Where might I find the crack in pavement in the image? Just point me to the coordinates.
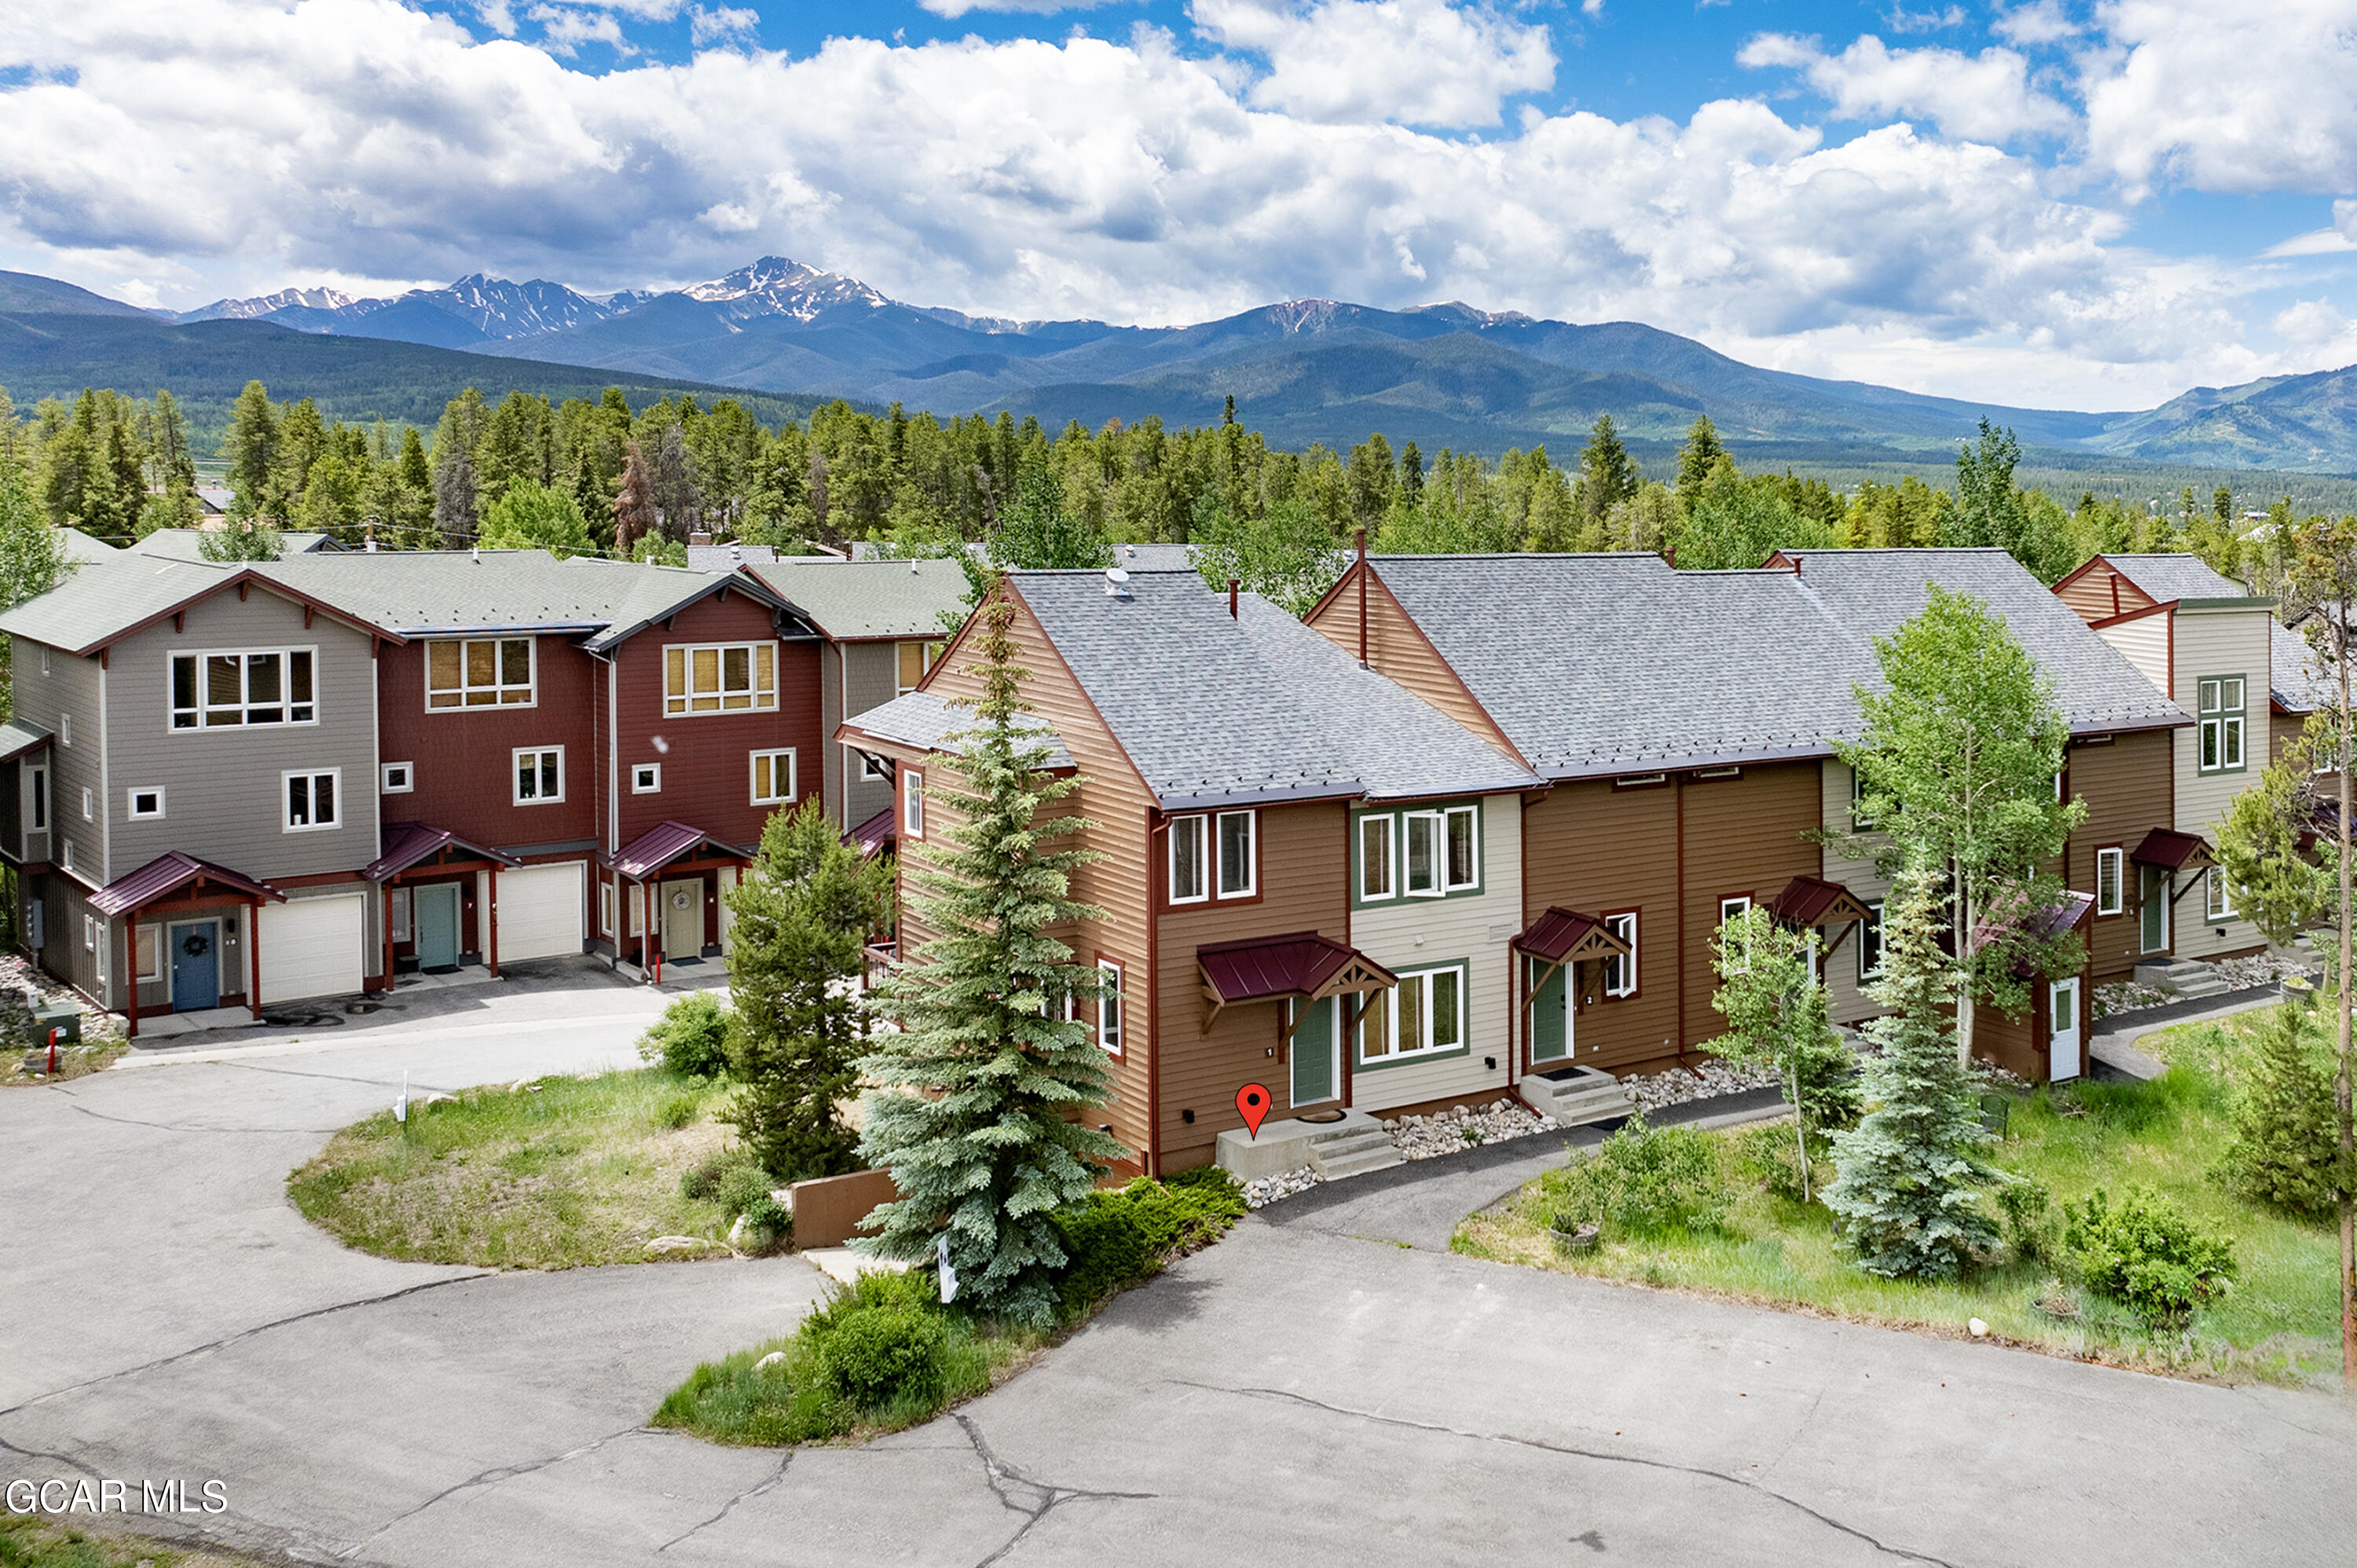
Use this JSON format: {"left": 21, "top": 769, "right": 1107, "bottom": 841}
{"left": 954, "top": 1414, "right": 1155, "bottom": 1568}
{"left": 656, "top": 1451, "right": 793, "bottom": 1553}
{"left": 0, "top": 1272, "right": 495, "bottom": 1421}
{"left": 1172, "top": 1382, "right": 1960, "bottom": 1568}
{"left": 60, "top": 1100, "right": 349, "bottom": 1135}
{"left": 335, "top": 1425, "right": 646, "bottom": 1559}
{"left": 0, "top": 1431, "right": 104, "bottom": 1480}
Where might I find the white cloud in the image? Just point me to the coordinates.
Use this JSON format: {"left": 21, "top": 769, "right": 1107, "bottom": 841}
{"left": 526, "top": 5, "right": 632, "bottom": 57}
{"left": 2274, "top": 297, "right": 2350, "bottom": 348}
{"left": 1881, "top": 5, "right": 1965, "bottom": 32}
{"left": 920, "top": 0, "right": 1133, "bottom": 16}
{"left": 689, "top": 5, "right": 758, "bottom": 45}
{"left": 1992, "top": 1, "right": 2076, "bottom": 46}
{"left": 1738, "top": 32, "right": 2074, "bottom": 144}
{"left": 1193, "top": 0, "right": 1555, "bottom": 129}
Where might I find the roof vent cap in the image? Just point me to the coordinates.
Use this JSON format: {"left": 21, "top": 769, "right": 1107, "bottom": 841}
{"left": 1105, "top": 567, "right": 1132, "bottom": 599}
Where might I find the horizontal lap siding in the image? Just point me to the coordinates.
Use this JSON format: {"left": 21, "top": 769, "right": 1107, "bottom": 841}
{"left": 2095, "top": 616, "right": 2171, "bottom": 703}
{"left": 2057, "top": 566, "right": 2150, "bottom": 625}
{"left": 1820, "top": 760, "right": 1895, "bottom": 1028}
{"left": 838, "top": 642, "right": 899, "bottom": 830}
{"left": 1156, "top": 799, "right": 1347, "bottom": 1171}
{"left": 2172, "top": 608, "right": 2271, "bottom": 961}
{"left": 1520, "top": 780, "right": 1681, "bottom": 1073}
{"left": 2068, "top": 730, "right": 2173, "bottom": 980}
{"left": 377, "top": 636, "right": 598, "bottom": 853}
{"left": 1304, "top": 570, "right": 1522, "bottom": 763}
{"left": 1679, "top": 763, "right": 1822, "bottom": 1061}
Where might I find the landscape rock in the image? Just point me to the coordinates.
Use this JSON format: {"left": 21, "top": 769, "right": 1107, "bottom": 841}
{"left": 1622, "top": 1061, "right": 1780, "bottom": 1114}
{"left": 755, "top": 1350, "right": 786, "bottom": 1370}
{"left": 1241, "top": 1167, "right": 1322, "bottom": 1209}
{"left": 1968, "top": 1317, "right": 1989, "bottom": 1339}
{"left": 1387, "top": 1099, "right": 1549, "bottom": 1160}
{"left": 645, "top": 1235, "right": 719, "bottom": 1255}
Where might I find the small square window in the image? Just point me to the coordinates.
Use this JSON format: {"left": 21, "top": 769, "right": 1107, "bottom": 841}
{"left": 859, "top": 751, "right": 890, "bottom": 783}
{"left": 632, "top": 763, "right": 662, "bottom": 794}
{"left": 284, "top": 769, "right": 341, "bottom": 832}
{"left": 127, "top": 788, "right": 165, "bottom": 820}
{"left": 514, "top": 746, "right": 563, "bottom": 805}
{"left": 750, "top": 749, "right": 796, "bottom": 805}
{"left": 381, "top": 762, "right": 414, "bottom": 794}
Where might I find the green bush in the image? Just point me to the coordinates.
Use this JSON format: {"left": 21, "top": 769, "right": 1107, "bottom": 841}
{"left": 736, "top": 1195, "right": 792, "bottom": 1252}
{"left": 2220, "top": 1002, "right": 2344, "bottom": 1221}
{"left": 654, "top": 1089, "right": 702, "bottom": 1130}
{"left": 1733, "top": 1120, "right": 1823, "bottom": 1205}
{"left": 1996, "top": 1175, "right": 2058, "bottom": 1266}
{"left": 815, "top": 1306, "right": 950, "bottom": 1409}
{"left": 638, "top": 992, "right": 731, "bottom": 1079}
{"left": 1050, "top": 1171, "right": 1247, "bottom": 1315}
{"left": 715, "top": 1160, "right": 774, "bottom": 1219}
{"left": 2063, "top": 1185, "right": 2238, "bottom": 1328}
{"left": 1543, "top": 1114, "right": 1726, "bottom": 1240}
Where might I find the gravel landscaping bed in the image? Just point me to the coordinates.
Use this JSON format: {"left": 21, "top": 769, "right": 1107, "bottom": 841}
{"left": 1241, "top": 1167, "right": 1322, "bottom": 1208}
{"left": 2098, "top": 951, "right": 2315, "bottom": 1020}
{"left": 2, "top": 951, "right": 125, "bottom": 1085}
{"left": 1382, "top": 1098, "right": 1552, "bottom": 1158}
{"left": 1622, "top": 1059, "right": 1781, "bottom": 1113}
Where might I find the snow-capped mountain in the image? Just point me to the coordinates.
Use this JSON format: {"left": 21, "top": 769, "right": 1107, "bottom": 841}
{"left": 678, "top": 257, "right": 891, "bottom": 321}
{"left": 180, "top": 285, "right": 358, "bottom": 322}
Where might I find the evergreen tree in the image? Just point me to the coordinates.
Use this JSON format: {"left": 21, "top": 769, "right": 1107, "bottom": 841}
{"left": 2221, "top": 998, "right": 2346, "bottom": 1221}
{"left": 614, "top": 439, "right": 658, "bottom": 557}
{"left": 856, "top": 595, "right": 1126, "bottom": 1324}
{"left": 222, "top": 381, "right": 278, "bottom": 520}
{"left": 1673, "top": 415, "right": 1727, "bottom": 511}
{"left": 1824, "top": 866, "right": 2002, "bottom": 1278}
{"left": 1950, "top": 419, "right": 2025, "bottom": 555}
{"left": 723, "top": 800, "right": 892, "bottom": 1180}
{"left": 651, "top": 423, "right": 701, "bottom": 542}
{"left": 0, "top": 460, "right": 71, "bottom": 720}
{"left": 1578, "top": 413, "right": 1640, "bottom": 532}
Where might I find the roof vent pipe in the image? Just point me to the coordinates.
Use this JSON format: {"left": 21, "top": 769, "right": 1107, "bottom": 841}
{"left": 1105, "top": 566, "right": 1132, "bottom": 600}
{"left": 471, "top": 544, "right": 480, "bottom": 564}
{"left": 1229, "top": 577, "right": 1240, "bottom": 619}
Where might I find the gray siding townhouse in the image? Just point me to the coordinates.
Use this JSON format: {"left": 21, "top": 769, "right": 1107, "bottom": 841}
{"left": 0, "top": 559, "right": 390, "bottom": 1029}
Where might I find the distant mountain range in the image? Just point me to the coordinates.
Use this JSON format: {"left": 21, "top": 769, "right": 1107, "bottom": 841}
{"left": 8, "top": 257, "right": 2357, "bottom": 472}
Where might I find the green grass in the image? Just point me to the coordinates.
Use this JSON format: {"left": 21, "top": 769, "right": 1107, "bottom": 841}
{"left": 1455, "top": 1050, "right": 2344, "bottom": 1387}
{"left": 285, "top": 1068, "right": 743, "bottom": 1269}
{"left": 0, "top": 1514, "right": 264, "bottom": 1568}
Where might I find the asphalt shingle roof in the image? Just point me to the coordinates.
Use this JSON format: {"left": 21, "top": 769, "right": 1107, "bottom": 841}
{"left": 2099, "top": 553, "right": 2263, "bottom": 605}
{"left": 128, "top": 528, "right": 335, "bottom": 560}
{"left": 746, "top": 557, "right": 971, "bottom": 639}
{"left": 839, "top": 687, "right": 1076, "bottom": 771}
{"left": 2271, "top": 620, "right": 2335, "bottom": 713}
{"left": 0, "top": 555, "right": 238, "bottom": 653}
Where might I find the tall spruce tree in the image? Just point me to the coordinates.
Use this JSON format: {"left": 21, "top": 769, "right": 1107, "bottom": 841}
{"left": 1824, "top": 866, "right": 2003, "bottom": 1278}
{"left": 724, "top": 800, "right": 891, "bottom": 1180}
{"left": 856, "top": 594, "right": 1125, "bottom": 1324}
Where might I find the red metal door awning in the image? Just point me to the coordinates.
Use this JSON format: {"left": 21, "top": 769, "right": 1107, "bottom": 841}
{"left": 1765, "top": 875, "right": 1875, "bottom": 928}
{"left": 1197, "top": 932, "right": 1397, "bottom": 1032}
{"left": 2132, "top": 828, "right": 2216, "bottom": 871}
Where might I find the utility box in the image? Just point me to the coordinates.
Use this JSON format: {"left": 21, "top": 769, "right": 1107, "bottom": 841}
{"left": 30, "top": 1001, "right": 79, "bottom": 1047}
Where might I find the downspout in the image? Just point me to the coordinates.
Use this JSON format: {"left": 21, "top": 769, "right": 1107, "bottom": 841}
{"left": 1674, "top": 771, "right": 1688, "bottom": 1061}
{"left": 1145, "top": 803, "right": 1162, "bottom": 1178}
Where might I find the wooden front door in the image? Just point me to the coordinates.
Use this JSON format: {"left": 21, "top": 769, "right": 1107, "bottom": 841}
{"left": 661, "top": 878, "right": 704, "bottom": 961}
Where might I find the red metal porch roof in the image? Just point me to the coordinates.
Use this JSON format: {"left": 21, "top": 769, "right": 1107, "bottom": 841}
{"left": 607, "top": 820, "right": 749, "bottom": 879}
{"left": 1197, "top": 932, "right": 1395, "bottom": 1006}
{"left": 2132, "top": 828, "right": 2216, "bottom": 870}
{"left": 844, "top": 806, "right": 896, "bottom": 859}
{"left": 1511, "top": 907, "right": 1633, "bottom": 965}
{"left": 90, "top": 852, "right": 282, "bottom": 918}
{"left": 1765, "top": 875, "right": 1875, "bottom": 928}
{"left": 363, "top": 822, "right": 521, "bottom": 882}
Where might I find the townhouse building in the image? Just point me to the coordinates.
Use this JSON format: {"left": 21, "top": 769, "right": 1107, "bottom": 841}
{"left": 0, "top": 546, "right": 864, "bottom": 1034}
{"left": 2052, "top": 554, "right": 2278, "bottom": 962}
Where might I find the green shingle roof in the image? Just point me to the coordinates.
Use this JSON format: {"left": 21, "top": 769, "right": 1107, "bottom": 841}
{"left": 746, "top": 558, "right": 971, "bottom": 640}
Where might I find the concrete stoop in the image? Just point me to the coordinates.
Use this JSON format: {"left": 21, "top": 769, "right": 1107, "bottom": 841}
{"left": 2132, "top": 958, "right": 2234, "bottom": 1001}
{"left": 1521, "top": 1064, "right": 1638, "bottom": 1128}
{"left": 1215, "top": 1107, "right": 1403, "bottom": 1182}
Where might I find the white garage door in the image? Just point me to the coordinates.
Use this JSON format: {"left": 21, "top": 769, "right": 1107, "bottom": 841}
{"left": 497, "top": 862, "right": 585, "bottom": 962}
{"left": 258, "top": 893, "right": 366, "bottom": 1005}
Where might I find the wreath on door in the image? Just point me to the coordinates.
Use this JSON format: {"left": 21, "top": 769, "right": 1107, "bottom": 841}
{"left": 181, "top": 932, "right": 211, "bottom": 958}
{"left": 670, "top": 888, "right": 694, "bottom": 910}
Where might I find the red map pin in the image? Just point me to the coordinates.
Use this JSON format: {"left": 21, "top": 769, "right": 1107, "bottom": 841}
{"left": 1237, "top": 1083, "right": 1272, "bottom": 1138}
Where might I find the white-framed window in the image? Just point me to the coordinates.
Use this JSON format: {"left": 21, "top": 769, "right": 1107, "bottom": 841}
{"left": 903, "top": 768, "right": 925, "bottom": 839}
{"left": 1858, "top": 899, "right": 1886, "bottom": 981}
{"left": 1719, "top": 895, "right": 1753, "bottom": 972}
{"left": 60, "top": 837, "right": 73, "bottom": 873}
{"left": 59, "top": 713, "right": 69, "bottom": 748}
{"left": 381, "top": 761, "right": 414, "bottom": 794}
{"left": 1097, "top": 958, "right": 1124, "bottom": 1054}
{"left": 1216, "top": 810, "right": 1255, "bottom": 899}
{"left": 38, "top": 646, "right": 48, "bottom": 676}
{"left": 1168, "top": 813, "right": 1208, "bottom": 903}
{"left": 2198, "top": 676, "right": 2246, "bottom": 773}
{"left": 628, "top": 882, "right": 645, "bottom": 937}
{"left": 427, "top": 637, "right": 533, "bottom": 709}
{"left": 2205, "top": 866, "right": 2236, "bottom": 922}
{"left": 126, "top": 787, "right": 164, "bottom": 820}
{"left": 1849, "top": 764, "right": 1877, "bottom": 829}
{"left": 82, "top": 913, "right": 96, "bottom": 951}
{"left": 80, "top": 786, "right": 92, "bottom": 822}
{"left": 599, "top": 881, "right": 615, "bottom": 936}
{"left": 632, "top": 762, "right": 662, "bottom": 793}
{"left": 750, "top": 749, "right": 797, "bottom": 805}
{"left": 170, "top": 648, "right": 316, "bottom": 729}
{"left": 284, "top": 769, "right": 340, "bottom": 832}
{"left": 1357, "top": 962, "right": 1465, "bottom": 1064}
{"left": 664, "top": 641, "right": 777, "bottom": 716}
{"left": 1358, "top": 814, "right": 1395, "bottom": 901}
{"left": 1443, "top": 804, "right": 1479, "bottom": 892}
{"left": 1603, "top": 911, "right": 1638, "bottom": 998}
{"left": 1405, "top": 811, "right": 1443, "bottom": 897}
{"left": 135, "top": 924, "right": 161, "bottom": 984}
{"left": 27, "top": 765, "right": 46, "bottom": 831}
{"left": 391, "top": 888, "right": 412, "bottom": 943}
{"left": 859, "top": 751, "right": 891, "bottom": 782}
{"left": 2095, "top": 848, "right": 2124, "bottom": 917}
{"left": 93, "top": 918, "right": 105, "bottom": 987}
{"left": 513, "top": 746, "right": 563, "bottom": 805}
{"left": 896, "top": 640, "right": 940, "bottom": 698}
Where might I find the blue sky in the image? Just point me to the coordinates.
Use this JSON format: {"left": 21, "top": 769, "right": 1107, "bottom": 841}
{"left": 8, "top": 2, "right": 2357, "bottom": 410}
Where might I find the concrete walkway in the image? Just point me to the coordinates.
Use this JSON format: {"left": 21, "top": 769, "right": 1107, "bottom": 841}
{"left": 5, "top": 1020, "right": 2352, "bottom": 1566}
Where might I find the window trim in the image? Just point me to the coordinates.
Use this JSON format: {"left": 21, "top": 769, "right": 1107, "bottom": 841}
{"left": 1442, "top": 804, "right": 1480, "bottom": 892}
{"left": 2205, "top": 866, "right": 2237, "bottom": 923}
{"left": 170, "top": 646, "right": 319, "bottom": 731}
{"left": 80, "top": 786, "right": 92, "bottom": 822}
{"left": 424, "top": 636, "right": 537, "bottom": 712}
{"left": 631, "top": 762, "right": 662, "bottom": 794}
{"left": 1097, "top": 957, "right": 1124, "bottom": 1056}
{"left": 126, "top": 786, "right": 165, "bottom": 821}
{"left": 1354, "top": 958, "right": 1469, "bottom": 1068}
{"left": 1403, "top": 810, "right": 1445, "bottom": 899}
{"left": 1215, "top": 809, "right": 1257, "bottom": 900}
{"left": 27, "top": 764, "right": 46, "bottom": 832}
{"left": 1601, "top": 909, "right": 1639, "bottom": 999}
{"left": 1167, "top": 813, "right": 1209, "bottom": 905}
{"left": 282, "top": 768, "right": 343, "bottom": 833}
{"left": 135, "top": 923, "right": 163, "bottom": 984}
{"left": 896, "top": 639, "right": 940, "bottom": 698}
{"left": 1358, "top": 812, "right": 1396, "bottom": 902}
{"left": 2094, "top": 845, "right": 2124, "bottom": 917}
{"left": 662, "top": 639, "right": 779, "bottom": 718}
{"left": 1718, "top": 894, "right": 1754, "bottom": 973}
{"left": 1857, "top": 899, "right": 1886, "bottom": 982}
{"left": 2196, "top": 674, "right": 2248, "bottom": 775}
{"left": 512, "top": 746, "right": 564, "bottom": 807}
{"left": 599, "top": 881, "right": 615, "bottom": 937}
{"left": 380, "top": 761, "right": 415, "bottom": 795}
{"left": 903, "top": 768, "right": 925, "bottom": 840}
{"left": 750, "top": 748, "right": 797, "bottom": 806}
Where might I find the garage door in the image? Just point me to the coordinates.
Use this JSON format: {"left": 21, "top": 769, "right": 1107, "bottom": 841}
{"left": 258, "top": 892, "right": 366, "bottom": 1005}
{"left": 497, "top": 862, "right": 585, "bottom": 962}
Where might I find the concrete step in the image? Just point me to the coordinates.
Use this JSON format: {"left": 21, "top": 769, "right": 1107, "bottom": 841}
{"left": 1304, "top": 1119, "right": 1404, "bottom": 1178}
{"left": 1306, "top": 1127, "right": 1394, "bottom": 1160}
{"left": 2171, "top": 976, "right": 2234, "bottom": 999}
{"left": 2133, "top": 958, "right": 2216, "bottom": 989}
{"left": 1313, "top": 1143, "right": 1407, "bottom": 1179}
{"left": 1523, "top": 1064, "right": 1637, "bottom": 1128}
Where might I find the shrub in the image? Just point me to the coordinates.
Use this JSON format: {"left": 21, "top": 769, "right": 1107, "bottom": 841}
{"left": 2219, "top": 1002, "right": 2343, "bottom": 1221}
{"left": 680, "top": 1153, "right": 728, "bottom": 1202}
{"left": 1734, "top": 1120, "right": 1823, "bottom": 1205}
{"left": 1050, "top": 1172, "right": 1247, "bottom": 1315}
{"left": 814, "top": 1306, "right": 950, "bottom": 1409}
{"left": 1996, "top": 1176, "right": 2058, "bottom": 1267}
{"left": 735, "top": 1195, "right": 792, "bottom": 1253}
{"left": 714, "top": 1159, "right": 775, "bottom": 1219}
{"left": 1542, "top": 1114, "right": 1725, "bottom": 1240}
{"left": 2063, "top": 1185, "right": 2238, "bottom": 1328}
{"left": 654, "top": 1089, "right": 701, "bottom": 1130}
{"left": 638, "top": 992, "right": 731, "bottom": 1079}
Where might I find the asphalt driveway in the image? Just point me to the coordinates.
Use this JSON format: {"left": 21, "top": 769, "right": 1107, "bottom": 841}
{"left": 3, "top": 984, "right": 2352, "bottom": 1567}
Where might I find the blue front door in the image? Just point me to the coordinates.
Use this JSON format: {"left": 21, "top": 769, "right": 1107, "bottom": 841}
{"left": 416, "top": 885, "right": 461, "bottom": 969}
{"left": 169, "top": 921, "right": 218, "bottom": 1012}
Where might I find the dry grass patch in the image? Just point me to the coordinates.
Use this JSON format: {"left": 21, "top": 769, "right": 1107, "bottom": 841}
{"left": 0, "top": 1513, "right": 266, "bottom": 1568}
{"left": 287, "top": 1068, "right": 746, "bottom": 1269}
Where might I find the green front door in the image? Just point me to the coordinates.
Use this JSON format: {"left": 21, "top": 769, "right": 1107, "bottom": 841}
{"left": 2140, "top": 865, "right": 2170, "bottom": 954}
{"left": 1291, "top": 996, "right": 1337, "bottom": 1106}
{"left": 416, "top": 884, "right": 461, "bottom": 970}
{"left": 1530, "top": 958, "right": 1571, "bottom": 1062}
